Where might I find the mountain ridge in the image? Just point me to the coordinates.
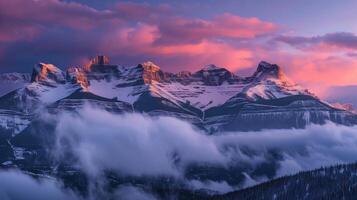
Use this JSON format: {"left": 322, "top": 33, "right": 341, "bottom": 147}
{"left": 0, "top": 56, "right": 355, "bottom": 136}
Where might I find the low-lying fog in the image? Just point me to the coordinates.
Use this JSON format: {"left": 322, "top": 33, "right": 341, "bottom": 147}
{"left": 2, "top": 106, "right": 357, "bottom": 199}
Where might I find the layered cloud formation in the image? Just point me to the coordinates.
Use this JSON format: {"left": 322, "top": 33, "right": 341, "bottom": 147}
{"left": 0, "top": 170, "right": 156, "bottom": 200}
{"left": 3, "top": 106, "right": 357, "bottom": 198}
{"left": 53, "top": 107, "right": 357, "bottom": 192}
{"left": 54, "top": 108, "right": 226, "bottom": 177}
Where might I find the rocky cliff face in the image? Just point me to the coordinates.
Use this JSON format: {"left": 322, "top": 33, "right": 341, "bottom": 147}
{"left": 31, "top": 63, "right": 66, "bottom": 84}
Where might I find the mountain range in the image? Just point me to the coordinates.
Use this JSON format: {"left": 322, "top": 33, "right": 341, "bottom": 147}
{"left": 0, "top": 56, "right": 356, "bottom": 137}
{"left": 1, "top": 56, "right": 357, "bottom": 199}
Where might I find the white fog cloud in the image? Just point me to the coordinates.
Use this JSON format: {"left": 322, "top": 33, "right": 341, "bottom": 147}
{"left": 114, "top": 186, "right": 157, "bottom": 200}
{"left": 0, "top": 170, "right": 79, "bottom": 200}
{"left": 189, "top": 180, "right": 234, "bottom": 193}
{"left": 54, "top": 107, "right": 226, "bottom": 177}
{"left": 52, "top": 106, "right": 357, "bottom": 193}
{"left": 216, "top": 123, "right": 357, "bottom": 176}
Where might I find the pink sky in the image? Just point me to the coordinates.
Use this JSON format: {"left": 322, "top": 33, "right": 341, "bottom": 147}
{"left": 0, "top": 0, "right": 357, "bottom": 98}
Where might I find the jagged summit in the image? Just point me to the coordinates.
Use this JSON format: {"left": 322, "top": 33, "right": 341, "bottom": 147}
{"left": 29, "top": 57, "right": 291, "bottom": 87}
{"left": 31, "top": 63, "right": 66, "bottom": 84}
{"left": 193, "top": 64, "right": 237, "bottom": 86}
{"left": 84, "top": 55, "right": 119, "bottom": 75}
{"left": 85, "top": 55, "right": 110, "bottom": 69}
{"left": 134, "top": 61, "right": 166, "bottom": 84}
{"left": 236, "top": 61, "right": 312, "bottom": 101}
{"left": 202, "top": 64, "right": 220, "bottom": 71}
{"left": 197, "top": 64, "right": 229, "bottom": 73}
{"left": 252, "top": 61, "right": 285, "bottom": 81}
{"left": 26, "top": 57, "right": 310, "bottom": 108}
{"left": 141, "top": 61, "right": 160, "bottom": 71}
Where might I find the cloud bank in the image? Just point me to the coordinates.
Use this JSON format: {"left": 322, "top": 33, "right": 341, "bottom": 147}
{"left": 3, "top": 106, "right": 357, "bottom": 198}
{"left": 54, "top": 107, "right": 226, "bottom": 177}
{"left": 52, "top": 106, "right": 357, "bottom": 193}
{"left": 0, "top": 169, "right": 157, "bottom": 200}
{"left": 0, "top": 170, "right": 78, "bottom": 200}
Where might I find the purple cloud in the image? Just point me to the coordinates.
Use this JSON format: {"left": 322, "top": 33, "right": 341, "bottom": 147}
{"left": 276, "top": 32, "right": 357, "bottom": 50}
{"left": 0, "top": 0, "right": 278, "bottom": 73}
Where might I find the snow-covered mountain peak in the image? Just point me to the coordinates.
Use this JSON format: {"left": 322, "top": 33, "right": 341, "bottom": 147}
{"left": 236, "top": 61, "right": 315, "bottom": 101}
{"left": 202, "top": 64, "right": 220, "bottom": 71}
{"left": 136, "top": 62, "right": 167, "bottom": 84}
{"left": 0, "top": 56, "right": 356, "bottom": 137}
{"left": 83, "top": 56, "right": 120, "bottom": 78}
{"left": 141, "top": 61, "right": 160, "bottom": 72}
{"left": 31, "top": 63, "right": 66, "bottom": 84}
{"left": 193, "top": 65, "right": 237, "bottom": 86}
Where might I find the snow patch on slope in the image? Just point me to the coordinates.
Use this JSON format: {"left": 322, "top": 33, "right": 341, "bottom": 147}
{"left": 26, "top": 82, "right": 80, "bottom": 104}
{"left": 244, "top": 79, "right": 310, "bottom": 101}
{"left": 88, "top": 79, "right": 145, "bottom": 104}
{"left": 161, "top": 81, "right": 246, "bottom": 110}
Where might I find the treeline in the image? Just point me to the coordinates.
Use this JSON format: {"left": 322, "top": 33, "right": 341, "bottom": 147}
{"left": 206, "top": 162, "right": 357, "bottom": 200}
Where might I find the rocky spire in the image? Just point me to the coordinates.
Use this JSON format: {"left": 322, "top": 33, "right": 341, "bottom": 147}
{"left": 252, "top": 61, "right": 285, "bottom": 81}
